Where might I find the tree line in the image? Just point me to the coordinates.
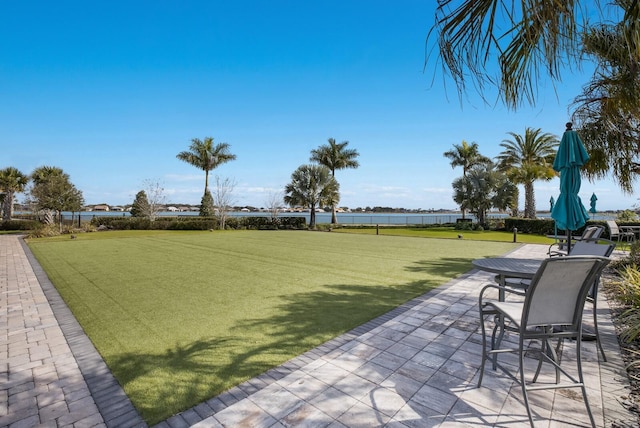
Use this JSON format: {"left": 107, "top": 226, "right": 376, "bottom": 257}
{"left": 444, "top": 127, "right": 559, "bottom": 225}
{"left": 175, "top": 137, "right": 360, "bottom": 229}
{"left": 0, "top": 166, "right": 83, "bottom": 228}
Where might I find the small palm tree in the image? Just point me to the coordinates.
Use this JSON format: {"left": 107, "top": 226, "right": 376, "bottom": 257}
{"left": 310, "top": 138, "right": 359, "bottom": 224}
{"left": 29, "top": 166, "right": 83, "bottom": 227}
{"left": 176, "top": 137, "right": 236, "bottom": 197}
{"left": 0, "top": 167, "right": 29, "bottom": 221}
{"left": 31, "top": 165, "right": 67, "bottom": 184}
{"left": 443, "top": 140, "right": 490, "bottom": 219}
{"left": 496, "top": 128, "right": 559, "bottom": 219}
{"left": 284, "top": 164, "right": 339, "bottom": 229}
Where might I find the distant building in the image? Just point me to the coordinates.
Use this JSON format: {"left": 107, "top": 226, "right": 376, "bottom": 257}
{"left": 93, "top": 205, "right": 110, "bottom": 211}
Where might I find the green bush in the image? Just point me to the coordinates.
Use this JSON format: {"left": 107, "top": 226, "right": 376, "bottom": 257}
{"left": 0, "top": 219, "right": 40, "bottom": 231}
{"left": 617, "top": 209, "right": 639, "bottom": 222}
{"left": 89, "top": 216, "right": 306, "bottom": 231}
{"left": 27, "top": 223, "right": 61, "bottom": 238}
{"left": 243, "top": 217, "right": 280, "bottom": 230}
{"left": 503, "top": 218, "right": 609, "bottom": 237}
{"left": 454, "top": 221, "right": 473, "bottom": 231}
{"left": 610, "top": 264, "right": 640, "bottom": 343}
{"left": 277, "top": 216, "right": 307, "bottom": 229}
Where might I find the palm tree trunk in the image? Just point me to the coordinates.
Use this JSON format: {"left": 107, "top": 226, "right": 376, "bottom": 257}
{"left": 524, "top": 182, "right": 536, "bottom": 219}
{"left": 511, "top": 187, "right": 520, "bottom": 217}
{"left": 309, "top": 207, "right": 316, "bottom": 229}
{"left": 331, "top": 206, "right": 337, "bottom": 224}
{"left": 2, "top": 192, "right": 13, "bottom": 221}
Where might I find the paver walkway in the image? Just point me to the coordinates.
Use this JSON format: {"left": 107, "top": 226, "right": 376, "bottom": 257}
{"left": 1, "top": 234, "right": 638, "bottom": 427}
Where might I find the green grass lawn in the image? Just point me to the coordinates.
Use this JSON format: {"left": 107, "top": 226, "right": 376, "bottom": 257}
{"left": 28, "top": 230, "right": 518, "bottom": 424}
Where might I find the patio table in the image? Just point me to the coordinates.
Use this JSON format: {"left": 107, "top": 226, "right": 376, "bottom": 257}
{"left": 472, "top": 257, "right": 542, "bottom": 301}
{"left": 620, "top": 225, "right": 640, "bottom": 241}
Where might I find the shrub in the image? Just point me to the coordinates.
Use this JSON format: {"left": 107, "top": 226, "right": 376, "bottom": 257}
{"left": 454, "top": 221, "right": 473, "bottom": 231}
{"left": 200, "top": 191, "right": 214, "bottom": 217}
{"left": 27, "top": 223, "right": 61, "bottom": 238}
{"left": 617, "top": 209, "right": 639, "bottom": 222}
{"left": 243, "top": 217, "right": 280, "bottom": 230}
{"left": 89, "top": 216, "right": 306, "bottom": 231}
{"left": 277, "top": 216, "right": 307, "bottom": 229}
{"left": 0, "top": 219, "right": 39, "bottom": 231}
{"left": 612, "top": 239, "right": 640, "bottom": 271}
{"left": 610, "top": 264, "right": 640, "bottom": 343}
{"left": 503, "top": 218, "right": 608, "bottom": 237}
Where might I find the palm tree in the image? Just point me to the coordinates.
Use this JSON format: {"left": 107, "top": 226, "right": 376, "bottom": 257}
{"left": 443, "top": 140, "right": 490, "bottom": 219}
{"left": 31, "top": 165, "right": 67, "bottom": 184}
{"left": 496, "top": 128, "right": 559, "bottom": 219}
{"left": 310, "top": 138, "right": 359, "bottom": 224}
{"left": 0, "top": 167, "right": 29, "bottom": 221}
{"left": 430, "top": 0, "right": 640, "bottom": 109}
{"left": 430, "top": 1, "right": 640, "bottom": 193}
{"left": 29, "top": 166, "right": 83, "bottom": 227}
{"left": 572, "top": 21, "right": 640, "bottom": 193}
{"left": 176, "top": 137, "right": 236, "bottom": 196}
{"left": 284, "top": 164, "right": 339, "bottom": 229}
{"left": 30, "top": 166, "right": 68, "bottom": 223}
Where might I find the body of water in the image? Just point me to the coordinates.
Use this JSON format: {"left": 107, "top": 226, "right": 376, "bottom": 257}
{"left": 58, "top": 211, "right": 511, "bottom": 225}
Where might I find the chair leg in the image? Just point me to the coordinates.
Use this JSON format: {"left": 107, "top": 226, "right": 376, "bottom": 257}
{"left": 491, "top": 320, "right": 501, "bottom": 370}
{"left": 593, "top": 300, "right": 607, "bottom": 362}
{"left": 575, "top": 337, "right": 597, "bottom": 428}
{"left": 478, "top": 309, "right": 488, "bottom": 387}
{"left": 532, "top": 336, "right": 561, "bottom": 384}
{"left": 519, "top": 336, "right": 536, "bottom": 427}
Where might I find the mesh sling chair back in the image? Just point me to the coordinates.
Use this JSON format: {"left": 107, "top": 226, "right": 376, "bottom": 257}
{"left": 606, "top": 220, "right": 635, "bottom": 243}
{"left": 547, "top": 225, "right": 605, "bottom": 257}
{"left": 568, "top": 238, "right": 616, "bottom": 361}
{"left": 478, "top": 256, "right": 611, "bottom": 427}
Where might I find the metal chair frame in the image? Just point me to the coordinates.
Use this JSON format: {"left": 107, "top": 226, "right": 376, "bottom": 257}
{"left": 568, "top": 238, "right": 616, "bottom": 361}
{"left": 478, "top": 256, "right": 611, "bottom": 427}
{"left": 547, "top": 225, "right": 605, "bottom": 257}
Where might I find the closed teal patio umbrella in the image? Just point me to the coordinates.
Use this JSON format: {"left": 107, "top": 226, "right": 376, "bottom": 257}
{"left": 590, "top": 193, "right": 598, "bottom": 216}
{"left": 551, "top": 122, "right": 590, "bottom": 243}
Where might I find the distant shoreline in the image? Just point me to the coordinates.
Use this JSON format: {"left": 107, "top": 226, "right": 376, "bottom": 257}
{"left": 17, "top": 210, "right": 618, "bottom": 226}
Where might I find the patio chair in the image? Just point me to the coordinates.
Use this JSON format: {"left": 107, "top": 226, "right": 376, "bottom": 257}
{"left": 547, "top": 225, "right": 605, "bottom": 257}
{"left": 504, "top": 238, "right": 615, "bottom": 361}
{"left": 478, "top": 256, "right": 611, "bottom": 428}
{"left": 568, "top": 238, "right": 616, "bottom": 361}
{"left": 606, "top": 220, "right": 635, "bottom": 243}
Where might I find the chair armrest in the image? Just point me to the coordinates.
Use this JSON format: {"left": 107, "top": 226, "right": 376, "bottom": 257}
{"left": 479, "top": 283, "right": 527, "bottom": 307}
{"left": 547, "top": 242, "right": 568, "bottom": 257}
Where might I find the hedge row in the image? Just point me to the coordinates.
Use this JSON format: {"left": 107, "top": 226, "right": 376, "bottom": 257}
{"left": 90, "top": 216, "right": 308, "bottom": 230}
{"left": 0, "top": 219, "right": 40, "bottom": 231}
{"left": 503, "top": 218, "right": 640, "bottom": 240}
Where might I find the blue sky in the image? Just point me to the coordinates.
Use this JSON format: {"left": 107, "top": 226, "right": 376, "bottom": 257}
{"left": 2, "top": 1, "right": 637, "bottom": 211}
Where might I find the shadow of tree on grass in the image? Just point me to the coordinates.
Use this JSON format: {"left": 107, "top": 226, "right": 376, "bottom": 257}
{"left": 405, "top": 257, "right": 476, "bottom": 279}
{"left": 107, "top": 256, "right": 482, "bottom": 425}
